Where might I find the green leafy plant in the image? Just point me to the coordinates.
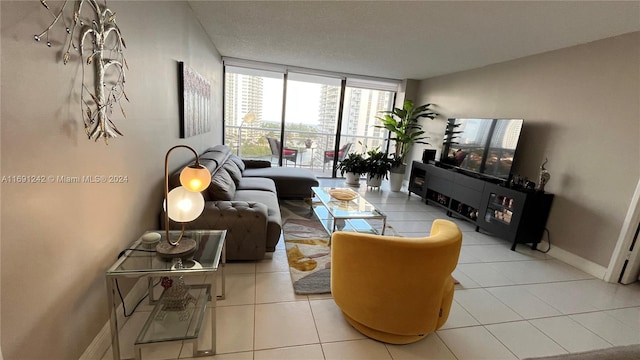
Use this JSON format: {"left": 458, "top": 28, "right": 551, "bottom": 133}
{"left": 337, "top": 152, "right": 366, "bottom": 176}
{"left": 364, "top": 147, "right": 392, "bottom": 180}
{"left": 376, "top": 100, "right": 437, "bottom": 165}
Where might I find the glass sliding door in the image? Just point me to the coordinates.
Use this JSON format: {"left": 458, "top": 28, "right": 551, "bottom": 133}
{"left": 224, "top": 66, "right": 284, "bottom": 161}
{"left": 338, "top": 84, "right": 395, "bottom": 173}
{"left": 283, "top": 72, "right": 343, "bottom": 170}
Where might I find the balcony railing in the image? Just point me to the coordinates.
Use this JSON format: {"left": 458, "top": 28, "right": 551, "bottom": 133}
{"left": 224, "top": 125, "right": 390, "bottom": 177}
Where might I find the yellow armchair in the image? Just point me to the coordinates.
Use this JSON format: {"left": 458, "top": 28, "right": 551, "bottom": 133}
{"left": 330, "top": 219, "right": 462, "bottom": 344}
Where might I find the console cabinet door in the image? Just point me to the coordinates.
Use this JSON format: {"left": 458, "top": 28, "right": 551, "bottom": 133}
{"left": 478, "top": 184, "right": 553, "bottom": 249}
{"left": 408, "top": 161, "right": 429, "bottom": 198}
{"left": 513, "top": 192, "right": 554, "bottom": 247}
{"left": 478, "top": 184, "right": 526, "bottom": 242}
{"left": 452, "top": 173, "right": 485, "bottom": 209}
{"left": 426, "top": 165, "right": 453, "bottom": 194}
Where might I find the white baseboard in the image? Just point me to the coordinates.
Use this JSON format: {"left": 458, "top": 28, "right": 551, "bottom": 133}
{"left": 540, "top": 240, "right": 609, "bottom": 280}
{"left": 80, "top": 321, "right": 111, "bottom": 360}
{"left": 80, "top": 280, "right": 150, "bottom": 360}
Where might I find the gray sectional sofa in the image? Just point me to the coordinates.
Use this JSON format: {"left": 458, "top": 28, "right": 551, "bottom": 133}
{"left": 166, "top": 145, "right": 318, "bottom": 260}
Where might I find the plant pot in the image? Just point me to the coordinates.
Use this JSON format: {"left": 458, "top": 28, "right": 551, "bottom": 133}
{"left": 367, "top": 174, "right": 383, "bottom": 188}
{"left": 389, "top": 172, "right": 404, "bottom": 192}
{"left": 390, "top": 163, "right": 407, "bottom": 174}
{"left": 388, "top": 163, "right": 406, "bottom": 191}
{"left": 345, "top": 172, "right": 361, "bottom": 186}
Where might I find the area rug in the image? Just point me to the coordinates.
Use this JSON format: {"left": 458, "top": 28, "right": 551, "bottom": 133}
{"left": 281, "top": 200, "right": 332, "bottom": 294}
{"left": 280, "top": 200, "right": 396, "bottom": 295}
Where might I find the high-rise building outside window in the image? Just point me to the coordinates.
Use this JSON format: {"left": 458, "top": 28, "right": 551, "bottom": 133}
{"left": 223, "top": 59, "right": 398, "bottom": 177}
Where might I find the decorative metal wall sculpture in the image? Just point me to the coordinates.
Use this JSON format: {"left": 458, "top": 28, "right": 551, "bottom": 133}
{"left": 34, "top": 0, "right": 128, "bottom": 144}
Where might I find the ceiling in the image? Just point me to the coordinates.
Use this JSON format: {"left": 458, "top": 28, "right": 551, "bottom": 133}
{"left": 189, "top": 1, "right": 640, "bottom": 80}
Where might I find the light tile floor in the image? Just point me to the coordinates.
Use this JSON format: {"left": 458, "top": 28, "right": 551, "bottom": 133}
{"left": 103, "top": 178, "right": 640, "bottom": 360}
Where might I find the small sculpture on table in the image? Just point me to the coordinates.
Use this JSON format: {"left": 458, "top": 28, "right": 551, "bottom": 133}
{"left": 155, "top": 259, "right": 196, "bottom": 321}
{"left": 537, "top": 158, "right": 550, "bottom": 192}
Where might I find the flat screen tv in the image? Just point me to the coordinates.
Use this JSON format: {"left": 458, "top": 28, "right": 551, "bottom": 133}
{"left": 440, "top": 118, "right": 523, "bottom": 180}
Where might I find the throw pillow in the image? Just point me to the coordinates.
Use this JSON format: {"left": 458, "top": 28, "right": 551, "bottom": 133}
{"left": 223, "top": 161, "right": 242, "bottom": 186}
{"left": 228, "top": 154, "right": 246, "bottom": 172}
{"left": 242, "top": 159, "right": 271, "bottom": 169}
{"left": 206, "top": 170, "right": 236, "bottom": 201}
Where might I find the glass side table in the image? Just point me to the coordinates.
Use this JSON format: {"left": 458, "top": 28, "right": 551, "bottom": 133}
{"left": 105, "top": 230, "right": 226, "bottom": 360}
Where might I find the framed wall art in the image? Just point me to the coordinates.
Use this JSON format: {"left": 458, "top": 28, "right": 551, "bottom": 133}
{"left": 179, "top": 62, "right": 211, "bottom": 138}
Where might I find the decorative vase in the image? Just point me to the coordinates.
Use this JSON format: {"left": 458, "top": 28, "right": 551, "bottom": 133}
{"left": 345, "top": 172, "right": 360, "bottom": 186}
{"left": 367, "top": 174, "right": 383, "bottom": 188}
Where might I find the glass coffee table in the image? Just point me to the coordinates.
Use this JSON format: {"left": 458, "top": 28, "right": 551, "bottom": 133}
{"left": 311, "top": 187, "right": 387, "bottom": 236}
{"left": 105, "top": 230, "right": 226, "bottom": 360}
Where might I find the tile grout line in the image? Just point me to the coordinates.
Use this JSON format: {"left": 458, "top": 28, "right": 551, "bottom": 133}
{"left": 434, "top": 331, "right": 461, "bottom": 360}
{"left": 253, "top": 261, "right": 258, "bottom": 359}
{"left": 307, "top": 296, "right": 328, "bottom": 359}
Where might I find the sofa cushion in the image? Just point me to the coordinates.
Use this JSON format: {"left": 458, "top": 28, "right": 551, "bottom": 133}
{"left": 223, "top": 161, "right": 243, "bottom": 186}
{"left": 234, "top": 189, "right": 282, "bottom": 251}
{"left": 237, "top": 177, "right": 277, "bottom": 193}
{"left": 243, "top": 167, "right": 319, "bottom": 199}
{"left": 234, "top": 190, "right": 280, "bottom": 218}
{"left": 228, "top": 154, "right": 246, "bottom": 173}
{"left": 207, "top": 144, "right": 229, "bottom": 153}
{"left": 206, "top": 169, "right": 236, "bottom": 200}
{"left": 199, "top": 150, "right": 227, "bottom": 167}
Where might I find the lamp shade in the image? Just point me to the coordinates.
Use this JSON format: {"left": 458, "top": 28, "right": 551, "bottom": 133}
{"left": 165, "top": 187, "right": 205, "bottom": 222}
{"left": 179, "top": 164, "right": 211, "bottom": 192}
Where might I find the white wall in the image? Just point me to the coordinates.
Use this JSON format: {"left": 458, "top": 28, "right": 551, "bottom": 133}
{"left": 0, "top": 2, "right": 223, "bottom": 359}
{"left": 411, "top": 32, "right": 640, "bottom": 267}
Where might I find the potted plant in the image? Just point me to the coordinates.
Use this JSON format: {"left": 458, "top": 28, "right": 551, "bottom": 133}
{"left": 364, "top": 147, "right": 392, "bottom": 188}
{"left": 376, "top": 100, "right": 437, "bottom": 191}
{"left": 337, "top": 152, "right": 366, "bottom": 185}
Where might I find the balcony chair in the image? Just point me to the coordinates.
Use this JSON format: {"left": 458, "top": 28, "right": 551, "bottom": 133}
{"left": 266, "top": 136, "right": 298, "bottom": 166}
{"left": 331, "top": 219, "right": 462, "bottom": 344}
{"left": 323, "top": 142, "right": 353, "bottom": 171}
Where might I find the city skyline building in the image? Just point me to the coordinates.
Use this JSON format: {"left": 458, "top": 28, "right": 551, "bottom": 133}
{"left": 224, "top": 73, "right": 264, "bottom": 126}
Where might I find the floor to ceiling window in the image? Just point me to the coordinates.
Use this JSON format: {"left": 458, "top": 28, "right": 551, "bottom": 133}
{"left": 284, "top": 72, "right": 342, "bottom": 171}
{"left": 339, "top": 81, "right": 396, "bottom": 168}
{"left": 224, "top": 65, "right": 284, "bottom": 159}
{"left": 223, "top": 59, "right": 398, "bottom": 177}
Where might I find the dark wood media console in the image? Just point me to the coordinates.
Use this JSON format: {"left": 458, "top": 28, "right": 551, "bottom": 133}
{"left": 409, "top": 161, "right": 554, "bottom": 251}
